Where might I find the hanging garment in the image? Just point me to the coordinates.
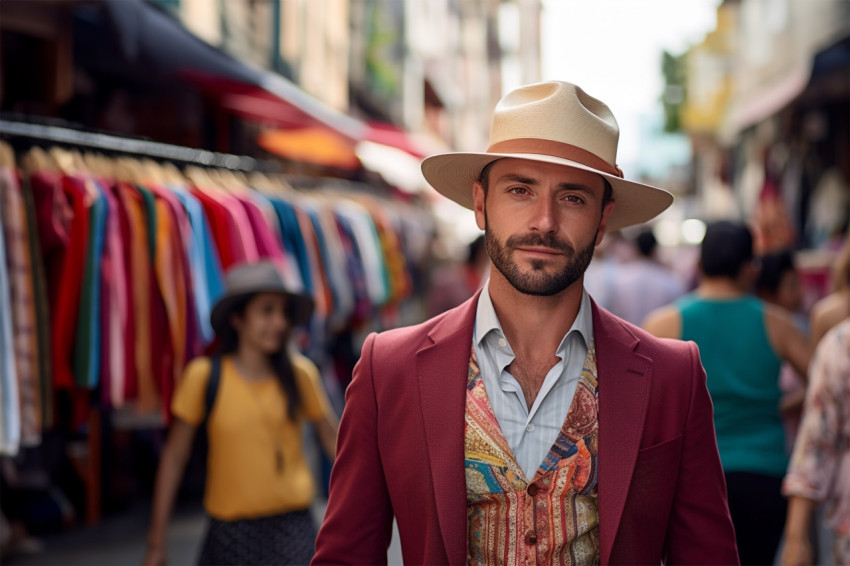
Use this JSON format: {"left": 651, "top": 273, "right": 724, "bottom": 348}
{"left": 19, "top": 175, "right": 53, "bottom": 429}
{"left": 0, "top": 177, "right": 21, "bottom": 455}
{"left": 269, "top": 197, "right": 311, "bottom": 294}
{"left": 97, "top": 178, "right": 128, "bottom": 408}
{"left": 170, "top": 184, "right": 224, "bottom": 346}
{"left": 72, "top": 177, "right": 107, "bottom": 389}
{"left": 0, "top": 167, "right": 41, "bottom": 445}
{"left": 116, "top": 182, "right": 157, "bottom": 411}
{"left": 49, "top": 175, "right": 90, "bottom": 390}
{"left": 245, "top": 191, "right": 304, "bottom": 294}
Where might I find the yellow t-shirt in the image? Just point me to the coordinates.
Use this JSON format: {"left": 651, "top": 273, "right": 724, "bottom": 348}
{"left": 171, "top": 353, "right": 333, "bottom": 520}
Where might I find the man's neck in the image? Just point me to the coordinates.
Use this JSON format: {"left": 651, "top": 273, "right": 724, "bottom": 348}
{"left": 487, "top": 273, "right": 583, "bottom": 360}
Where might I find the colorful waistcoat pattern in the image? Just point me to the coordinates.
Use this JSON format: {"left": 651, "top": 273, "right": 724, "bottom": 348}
{"left": 465, "top": 345, "right": 600, "bottom": 566}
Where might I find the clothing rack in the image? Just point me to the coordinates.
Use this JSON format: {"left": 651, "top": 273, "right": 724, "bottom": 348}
{"left": 0, "top": 118, "right": 261, "bottom": 171}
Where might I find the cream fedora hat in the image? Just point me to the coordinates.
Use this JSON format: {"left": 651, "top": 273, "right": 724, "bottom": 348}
{"left": 421, "top": 81, "right": 673, "bottom": 232}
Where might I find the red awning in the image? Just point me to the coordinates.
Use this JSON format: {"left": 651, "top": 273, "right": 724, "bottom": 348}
{"left": 365, "top": 121, "right": 430, "bottom": 158}
{"left": 182, "top": 71, "right": 365, "bottom": 141}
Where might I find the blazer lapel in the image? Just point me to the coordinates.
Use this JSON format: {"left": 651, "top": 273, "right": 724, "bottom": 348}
{"left": 593, "top": 303, "right": 652, "bottom": 565}
{"left": 417, "top": 292, "right": 480, "bottom": 566}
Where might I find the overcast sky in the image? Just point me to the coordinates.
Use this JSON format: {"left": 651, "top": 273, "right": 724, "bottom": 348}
{"left": 539, "top": 0, "right": 721, "bottom": 171}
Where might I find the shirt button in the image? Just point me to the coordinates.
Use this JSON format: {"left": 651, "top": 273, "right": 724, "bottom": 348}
{"left": 526, "top": 423, "right": 535, "bottom": 432}
{"left": 526, "top": 483, "right": 538, "bottom": 496}
{"left": 498, "top": 338, "right": 506, "bottom": 348}
{"left": 525, "top": 532, "right": 537, "bottom": 545}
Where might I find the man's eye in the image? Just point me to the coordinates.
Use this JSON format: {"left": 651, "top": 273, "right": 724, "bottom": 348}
{"left": 508, "top": 186, "right": 529, "bottom": 195}
{"left": 564, "top": 194, "right": 585, "bottom": 204}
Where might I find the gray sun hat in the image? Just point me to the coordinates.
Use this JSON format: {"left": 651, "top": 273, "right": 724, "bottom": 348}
{"left": 210, "top": 260, "right": 314, "bottom": 335}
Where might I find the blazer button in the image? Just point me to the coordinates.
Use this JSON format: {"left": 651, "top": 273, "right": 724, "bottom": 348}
{"left": 526, "top": 483, "right": 538, "bottom": 496}
{"left": 525, "top": 532, "right": 537, "bottom": 545}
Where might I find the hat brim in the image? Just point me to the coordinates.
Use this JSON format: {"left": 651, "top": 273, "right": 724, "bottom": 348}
{"left": 421, "top": 152, "right": 673, "bottom": 232}
{"left": 210, "top": 288, "right": 314, "bottom": 337}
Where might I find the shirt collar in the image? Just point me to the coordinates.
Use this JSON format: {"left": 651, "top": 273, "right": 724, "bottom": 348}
{"left": 474, "top": 280, "right": 593, "bottom": 355}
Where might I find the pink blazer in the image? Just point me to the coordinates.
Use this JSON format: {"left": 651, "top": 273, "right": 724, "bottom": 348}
{"left": 314, "top": 293, "right": 739, "bottom": 565}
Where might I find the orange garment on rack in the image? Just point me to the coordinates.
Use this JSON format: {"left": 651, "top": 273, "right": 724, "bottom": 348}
{"left": 149, "top": 184, "right": 192, "bottom": 418}
{"left": 364, "top": 203, "right": 411, "bottom": 303}
{"left": 115, "top": 182, "right": 157, "bottom": 413}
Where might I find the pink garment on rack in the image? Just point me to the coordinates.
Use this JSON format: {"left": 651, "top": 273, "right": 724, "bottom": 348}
{"left": 238, "top": 194, "right": 288, "bottom": 261}
{"left": 96, "top": 178, "right": 128, "bottom": 409}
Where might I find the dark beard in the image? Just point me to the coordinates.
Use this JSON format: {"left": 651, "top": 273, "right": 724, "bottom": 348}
{"left": 485, "top": 220, "right": 596, "bottom": 297}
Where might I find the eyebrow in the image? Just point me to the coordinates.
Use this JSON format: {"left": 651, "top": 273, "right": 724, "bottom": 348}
{"left": 557, "top": 183, "right": 595, "bottom": 194}
{"left": 496, "top": 174, "right": 595, "bottom": 194}
{"left": 496, "top": 173, "right": 538, "bottom": 185}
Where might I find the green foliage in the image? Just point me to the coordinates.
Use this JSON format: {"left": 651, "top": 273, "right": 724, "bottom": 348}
{"left": 661, "top": 50, "right": 687, "bottom": 133}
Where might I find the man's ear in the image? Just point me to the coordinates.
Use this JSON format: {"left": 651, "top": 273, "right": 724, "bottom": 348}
{"left": 595, "top": 199, "right": 616, "bottom": 245}
{"left": 473, "top": 182, "right": 486, "bottom": 231}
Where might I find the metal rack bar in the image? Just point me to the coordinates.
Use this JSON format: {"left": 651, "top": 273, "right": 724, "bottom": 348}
{"left": 0, "top": 119, "right": 260, "bottom": 171}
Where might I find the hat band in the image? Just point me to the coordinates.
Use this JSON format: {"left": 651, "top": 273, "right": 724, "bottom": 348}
{"left": 488, "top": 138, "right": 623, "bottom": 178}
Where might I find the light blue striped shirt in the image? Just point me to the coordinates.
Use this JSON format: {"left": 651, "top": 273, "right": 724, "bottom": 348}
{"left": 472, "top": 282, "right": 593, "bottom": 480}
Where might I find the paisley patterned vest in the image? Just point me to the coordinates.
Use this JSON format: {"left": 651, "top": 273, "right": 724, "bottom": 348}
{"left": 465, "top": 345, "right": 600, "bottom": 566}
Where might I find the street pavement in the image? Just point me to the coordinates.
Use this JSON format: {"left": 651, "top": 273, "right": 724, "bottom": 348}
{"left": 2, "top": 499, "right": 403, "bottom": 565}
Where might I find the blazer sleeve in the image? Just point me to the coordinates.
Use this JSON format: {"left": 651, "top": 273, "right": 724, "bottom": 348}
{"left": 664, "top": 341, "right": 740, "bottom": 565}
{"left": 313, "top": 333, "right": 394, "bottom": 565}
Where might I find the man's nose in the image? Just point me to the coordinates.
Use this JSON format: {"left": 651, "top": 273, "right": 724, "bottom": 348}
{"left": 529, "top": 196, "right": 559, "bottom": 233}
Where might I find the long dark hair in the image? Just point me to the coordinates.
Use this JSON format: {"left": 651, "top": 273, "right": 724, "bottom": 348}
{"left": 216, "top": 294, "right": 301, "bottom": 421}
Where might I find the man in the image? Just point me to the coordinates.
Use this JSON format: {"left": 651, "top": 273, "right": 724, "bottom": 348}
{"left": 644, "top": 221, "right": 810, "bottom": 565}
{"left": 314, "top": 81, "right": 739, "bottom": 565}
{"left": 607, "top": 229, "right": 685, "bottom": 326}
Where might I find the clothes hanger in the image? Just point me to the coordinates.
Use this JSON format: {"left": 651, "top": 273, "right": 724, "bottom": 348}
{"left": 0, "top": 140, "right": 16, "bottom": 169}
{"left": 139, "top": 158, "right": 169, "bottom": 185}
{"left": 184, "top": 165, "right": 222, "bottom": 195}
{"left": 161, "top": 162, "right": 190, "bottom": 187}
{"left": 20, "top": 147, "right": 53, "bottom": 175}
{"left": 114, "top": 156, "right": 146, "bottom": 185}
{"left": 48, "top": 146, "right": 77, "bottom": 175}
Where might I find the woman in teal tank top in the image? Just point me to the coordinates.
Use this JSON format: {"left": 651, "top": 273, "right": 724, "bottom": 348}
{"left": 644, "top": 221, "right": 811, "bottom": 565}
{"left": 678, "top": 294, "right": 786, "bottom": 476}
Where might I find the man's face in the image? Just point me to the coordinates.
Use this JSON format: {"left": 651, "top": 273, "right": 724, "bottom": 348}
{"left": 473, "top": 158, "right": 616, "bottom": 296}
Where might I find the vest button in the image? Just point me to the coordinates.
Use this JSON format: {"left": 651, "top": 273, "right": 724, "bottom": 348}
{"left": 526, "top": 483, "right": 538, "bottom": 496}
{"left": 525, "top": 532, "right": 537, "bottom": 545}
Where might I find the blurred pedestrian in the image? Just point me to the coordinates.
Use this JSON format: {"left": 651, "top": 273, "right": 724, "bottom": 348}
{"left": 607, "top": 228, "right": 685, "bottom": 326}
{"left": 314, "top": 81, "right": 738, "bottom": 565}
{"left": 426, "top": 234, "right": 489, "bottom": 317}
{"left": 644, "top": 220, "right": 811, "bottom": 565}
{"left": 754, "top": 249, "right": 807, "bottom": 454}
{"left": 143, "top": 261, "right": 338, "bottom": 566}
{"left": 809, "top": 230, "right": 850, "bottom": 346}
{"left": 781, "top": 317, "right": 850, "bottom": 566}
{"left": 582, "top": 231, "right": 625, "bottom": 311}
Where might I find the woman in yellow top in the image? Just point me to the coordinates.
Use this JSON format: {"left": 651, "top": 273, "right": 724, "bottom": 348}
{"left": 143, "top": 261, "right": 338, "bottom": 566}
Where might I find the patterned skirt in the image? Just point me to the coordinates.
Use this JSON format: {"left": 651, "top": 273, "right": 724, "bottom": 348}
{"left": 196, "top": 509, "right": 317, "bottom": 565}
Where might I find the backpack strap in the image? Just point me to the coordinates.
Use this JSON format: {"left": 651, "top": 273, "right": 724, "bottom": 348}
{"left": 202, "top": 355, "right": 222, "bottom": 428}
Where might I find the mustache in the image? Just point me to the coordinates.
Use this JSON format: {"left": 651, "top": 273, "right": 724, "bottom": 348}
{"left": 504, "top": 233, "right": 573, "bottom": 254}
